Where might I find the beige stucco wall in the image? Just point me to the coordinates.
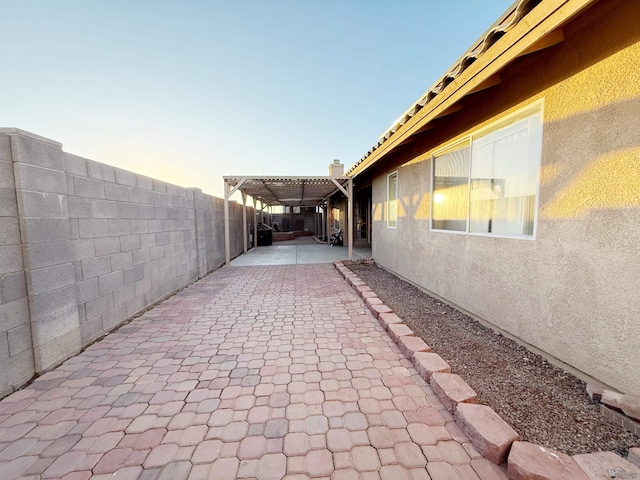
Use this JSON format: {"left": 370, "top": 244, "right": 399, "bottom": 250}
{"left": 370, "top": 0, "right": 640, "bottom": 394}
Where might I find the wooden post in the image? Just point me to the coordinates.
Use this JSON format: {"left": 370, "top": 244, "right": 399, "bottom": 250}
{"left": 327, "top": 199, "right": 332, "bottom": 240}
{"left": 242, "top": 191, "right": 247, "bottom": 254}
{"left": 224, "top": 180, "right": 230, "bottom": 266}
{"left": 348, "top": 178, "right": 353, "bottom": 260}
{"left": 367, "top": 196, "right": 371, "bottom": 244}
{"left": 322, "top": 204, "right": 326, "bottom": 242}
{"left": 253, "top": 197, "right": 258, "bottom": 249}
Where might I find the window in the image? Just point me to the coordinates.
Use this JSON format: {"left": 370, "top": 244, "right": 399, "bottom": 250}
{"left": 332, "top": 207, "right": 340, "bottom": 230}
{"left": 431, "top": 107, "right": 542, "bottom": 238}
{"left": 387, "top": 171, "right": 398, "bottom": 228}
{"left": 432, "top": 141, "right": 470, "bottom": 232}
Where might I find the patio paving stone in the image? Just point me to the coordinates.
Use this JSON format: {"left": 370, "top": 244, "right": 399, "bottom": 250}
{"left": 0, "top": 264, "right": 477, "bottom": 479}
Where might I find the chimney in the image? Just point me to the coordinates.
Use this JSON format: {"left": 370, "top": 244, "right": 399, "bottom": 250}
{"left": 329, "top": 159, "right": 344, "bottom": 177}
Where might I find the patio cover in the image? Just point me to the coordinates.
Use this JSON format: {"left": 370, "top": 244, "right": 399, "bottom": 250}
{"left": 223, "top": 176, "right": 353, "bottom": 265}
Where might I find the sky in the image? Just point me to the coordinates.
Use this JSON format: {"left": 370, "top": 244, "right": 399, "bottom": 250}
{"left": 0, "top": 0, "right": 512, "bottom": 198}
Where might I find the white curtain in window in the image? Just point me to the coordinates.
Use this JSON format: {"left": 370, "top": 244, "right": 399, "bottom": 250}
{"left": 432, "top": 144, "right": 470, "bottom": 232}
{"left": 469, "top": 115, "right": 541, "bottom": 236}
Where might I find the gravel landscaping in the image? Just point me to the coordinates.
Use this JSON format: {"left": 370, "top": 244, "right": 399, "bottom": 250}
{"left": 348, "top": 262, "right": 640, "bottom": 457}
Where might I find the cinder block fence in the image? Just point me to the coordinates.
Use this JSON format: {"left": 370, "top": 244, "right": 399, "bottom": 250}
{"left": 0, "top": 128, "right": 252, "bottom": 398}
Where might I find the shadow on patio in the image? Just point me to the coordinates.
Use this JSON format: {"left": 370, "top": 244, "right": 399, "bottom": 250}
{"left": 230, "top": 237, "right": 372, "bottom": 266}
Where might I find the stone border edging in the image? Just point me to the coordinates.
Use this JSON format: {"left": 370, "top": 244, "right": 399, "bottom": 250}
{"left": 333, "top": 260, "right": 640, "bottom": 480}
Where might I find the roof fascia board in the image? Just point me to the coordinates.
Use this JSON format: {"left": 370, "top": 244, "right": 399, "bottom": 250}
{"left": 349, "top": 0, "right": 595, "bottom": 178}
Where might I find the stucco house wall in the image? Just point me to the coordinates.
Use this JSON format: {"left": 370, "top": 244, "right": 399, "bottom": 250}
{"left": 369, "top": 0, "right": 640, "bottom": 394}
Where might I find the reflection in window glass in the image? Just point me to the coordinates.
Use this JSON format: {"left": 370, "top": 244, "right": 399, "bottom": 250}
{"left": 431, "top": 108, "right": 542, "bottom": 238}
{"left": 469, "top": 117, "right": 540, "bottom": 236}
{"left": 332, "top": 207, "right": 340, "bottom": 230}
{"left": 387, "top": 172, "right": 398, "bottom": 228}
{"left": 432, "top": 142, "right": 470, "bottom": 232}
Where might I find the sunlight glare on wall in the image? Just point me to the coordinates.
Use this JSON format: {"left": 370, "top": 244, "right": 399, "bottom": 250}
{"left": 544, "top": 147, "right": 640, "bottom": 217}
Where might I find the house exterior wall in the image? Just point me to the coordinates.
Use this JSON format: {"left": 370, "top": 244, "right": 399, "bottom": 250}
{"left": 0, "top": 129, "right": 250, "bottom": 398}
{"left": 370, "top": 0, "right": 640, "bottom": 394}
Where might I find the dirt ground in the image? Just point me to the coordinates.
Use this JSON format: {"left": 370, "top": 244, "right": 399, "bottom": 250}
{"left": 348, "top": 262, "right": 640, "bottom": 457}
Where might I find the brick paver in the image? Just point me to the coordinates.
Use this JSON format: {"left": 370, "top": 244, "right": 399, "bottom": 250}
{"left": 0, "top": 264, "right": 483, "bottom": 479}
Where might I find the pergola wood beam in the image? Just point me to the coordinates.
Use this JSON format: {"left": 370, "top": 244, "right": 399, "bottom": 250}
{"left": 227, "top": 178, "right": 247, "bottom": 198}
{"left": 260, "top": 180, "right": 279, "bottom": 204}
{"left": 329, "top": 178, "right": 348, "bottom": 197}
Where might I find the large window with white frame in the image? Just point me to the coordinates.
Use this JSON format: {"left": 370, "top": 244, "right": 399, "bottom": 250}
{"left": 387, "top": 171, "right": 398, "bottom": 228}
{"left": 431, "top": 105, "right": 542, "bottom": 238}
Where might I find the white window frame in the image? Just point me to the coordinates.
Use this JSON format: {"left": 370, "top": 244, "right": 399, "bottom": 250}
{"left": 430, "top": 102, "right": 543, "bottom": 240}
{"left": 387, "top": 171, "right": 398, "bottom": 229}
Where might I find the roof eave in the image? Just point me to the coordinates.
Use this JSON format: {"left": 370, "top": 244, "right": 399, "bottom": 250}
{"left": 348, "top": 0, "right": 596, "bottom": 178}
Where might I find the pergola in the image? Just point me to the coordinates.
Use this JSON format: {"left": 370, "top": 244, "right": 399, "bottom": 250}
{"left": 223, "top": 176, "right": 353, "bottom": 265}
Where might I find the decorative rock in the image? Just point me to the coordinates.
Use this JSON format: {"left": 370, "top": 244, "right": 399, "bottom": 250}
{"left": 387, "top": 323, "right": 414, "bottom": 342}
{"left": 507, "top": 441, "right": 589, "bottom": 480}
{"left": 378, "top": 312, "right": 403, "bottom": 328}
{"left": 346, "top": 276, "right": 359, "bottom": 287}
{"left": 573, "top": 451, "right": 640, "bottom": 479}
{"left": 620, "top": 395, "right": 640, "bottom": 421}
{"left": 430, "top": 372, "right": 477, "bottom": 413}
{"left": 365, "top": 296, "right": 383, "bottom": 307}
{"left": 397, "top": 336, "right": 430, "bottom": 357}
{"left": 601, "top": 390, "right": 625, "bottom": 410}
{"left": 413, "top": 352, "right": 451, "bottom": 382}
{"left": 454, "top": 403, "right": 520, "bottom": 464}
{"left": 354, "top": 284, "right": 371, "bottom": 295}
{"left": 586, "top": 383, "right": 604, "bottom": 402}
{"left": 369, "top": 304, "right": 392, "bottom": 319}
{"left": 629, "top": 447, "right": 640, "bottom": 468}
{"left": 601, "top": 391, "right": 640, "bottom": 421}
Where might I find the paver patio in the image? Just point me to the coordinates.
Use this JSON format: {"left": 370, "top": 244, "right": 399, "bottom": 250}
{"left": 0, "top": 264, "right": 500, "bottom": 480}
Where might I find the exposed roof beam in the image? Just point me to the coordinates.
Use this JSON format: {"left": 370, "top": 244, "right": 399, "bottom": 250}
{"left": 467, "top": 74, "right": 502, "bottom": 94}
{"left": 226, "top": 178, "right": 246, "bottom": 197}
{"left": 434, "top": 104, "right": 463, "bottom": 119}
{"left": 330, "top": 178, "right": 349, "bottom": 197}
{"left": 260, "top": 180, "right": 278, "bottom": 203}
{"left": 518, "top": 28, "right": 564, "bottom": 56}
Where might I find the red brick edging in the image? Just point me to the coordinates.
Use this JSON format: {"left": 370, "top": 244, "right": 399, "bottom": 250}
{"left": 333, "top": 260, "right": 640, "bottom": 480}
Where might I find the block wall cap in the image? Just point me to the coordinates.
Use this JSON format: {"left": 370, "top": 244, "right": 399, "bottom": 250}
{"left": 0, "top": 128, "right": 63, "bottom": 147}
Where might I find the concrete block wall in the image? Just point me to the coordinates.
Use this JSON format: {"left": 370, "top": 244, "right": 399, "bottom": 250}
{"left": 272, "top": 212, "right": 321, "bottom": 233}
{"left": 10, "top": 132, "right": 83, "bottom": 381}
{"left": 0, "top": 129, "right": 251, "bottom": 397}
{"left": 0, "top": 133, "right": 35, "bottom": 398}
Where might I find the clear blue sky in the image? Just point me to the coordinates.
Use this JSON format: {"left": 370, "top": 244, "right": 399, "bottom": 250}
{"left": 1, "top": 0, "right": 511, "bottom": 198}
